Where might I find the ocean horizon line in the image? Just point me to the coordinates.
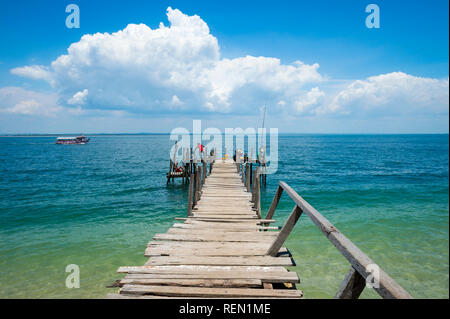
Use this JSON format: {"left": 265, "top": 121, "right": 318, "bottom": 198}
{"left": 0, "top": 132, "right": 449, "bottom": 137}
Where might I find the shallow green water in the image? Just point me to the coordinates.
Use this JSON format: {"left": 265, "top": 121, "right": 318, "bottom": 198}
{"left": 0, "top": 135, "right": 448, "bottom": 298}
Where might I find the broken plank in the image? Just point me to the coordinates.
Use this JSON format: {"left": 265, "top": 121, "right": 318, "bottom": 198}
{"left": 120, "top": 285, "right": 303, "bottom": 298}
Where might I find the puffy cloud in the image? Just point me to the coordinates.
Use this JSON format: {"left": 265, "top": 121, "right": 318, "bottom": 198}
{"left": 320, "top": 72, "right": 449, "bottom": 116}
{"left": 68, "top": 89, "right": 89, "bottom": 105}
{"left": 294, "top": 87, "right": 325, "bottom": 113}
{"left": 170, "top": 95, "right": 183, "bottom": 106}
{"left": 11, "top": 7, "right": 321, "bottom": 114}
{"left": 0, "top": 87, "right": 62, "bottom": 116}
{"left": 10, "top": 65, "right": 55, "bottom": 85}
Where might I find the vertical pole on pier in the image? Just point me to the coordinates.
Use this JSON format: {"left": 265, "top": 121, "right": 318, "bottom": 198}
{"left": 167, "top": 160, "right": 173, "bottom": 185}
{"left": 245, "top": 163, "right": 250, "bottom": 192}
{"left": 256, "top": 166, "right": 261, "bottom": 218}
{"left": 190, "top": 147, "right": 193, "bottom": 174}
{"left": 264, "top": 165, "right": 267, "bottom": 187}
{"left": 187, "top": 173, "right": 194, "bottom": 216}
{"left": 251, "top": 168, "right": 257, "bottom": 203}
{"left": 202, "top": 161, "right": 206, "bottom": 184}
{"left": 193, "top": 167, "right": 198, "bottom": 206}
{"left": 196, "top": 166, "right": 202, "bottom": 200}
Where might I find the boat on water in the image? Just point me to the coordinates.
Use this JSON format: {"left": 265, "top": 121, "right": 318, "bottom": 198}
{"left": 56, "top": 136, "right": 90, "bottom": 145}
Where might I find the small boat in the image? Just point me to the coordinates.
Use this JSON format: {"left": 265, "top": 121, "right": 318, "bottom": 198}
{"left": 56, "top": 136, "right": 90, "bottom": 145}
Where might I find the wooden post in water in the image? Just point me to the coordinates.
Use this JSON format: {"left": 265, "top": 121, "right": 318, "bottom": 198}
{"left": 334, "top": 267, "right": 366, "bottom": 299}
{"left": 251, "top": 168, "right": 257, "bottom": 204}
{"left": 202, "top": 161, "right": 207, "bottom": 184}
{"left": 256, "top": 166, "right": 261, "bottom": 218}
{"left": 196, "top": 166, "right": 202, "bottom": 200}
{"left": 245, "top": 163, "right": 250, "bottom": 192}
{"left": 187, "top": 173, "right": 194, "bottom": 217}
{"left": 193, "top": 167, "right": 198, "bottom": 206}
{"left": 167, "top": 160, "right": 173, "bottom": 184}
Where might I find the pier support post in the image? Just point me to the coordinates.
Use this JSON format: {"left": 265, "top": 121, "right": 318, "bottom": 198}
{"left": 198, "top": 166, "right": 201, "bottom": 199}
{"left": 245, "top": 163, "right": 250, "bottom": 192}
{"left": 267, "top": 205, "right": 303, "bottom": 256}
{"left": 193, "top": 167, "right": 199, "bottom": 206}
{"left": 187, "top": 173, "right": 194, "bottom": 216}
{"left": 202, "top": 161, "right": 206, "bottom": 184}
{"left": 251, "top": 168, "right": 257, "bottom": 204}
{"left": 256, "top": 166, "right": 261, "bottom": 218}
{"left": 334, "top": 267, "right": 366, "bottom": 299}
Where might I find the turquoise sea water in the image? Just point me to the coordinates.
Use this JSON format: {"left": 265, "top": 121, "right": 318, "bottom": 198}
{"left": 0, "top": 134, "right": 448, "bottom": 298}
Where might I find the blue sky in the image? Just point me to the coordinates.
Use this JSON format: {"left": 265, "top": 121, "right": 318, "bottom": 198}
{"left": 0, "top": 0, "right": 448, "bottom": 133}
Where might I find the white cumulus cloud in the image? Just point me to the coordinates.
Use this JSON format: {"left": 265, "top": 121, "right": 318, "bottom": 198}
{"left": 10, "top": 65, "right": 55, "bottom": 86}
{"left": 321, "top": 72, "right": 449, "bottom": 116}
{"left": 295, "top": 87, "right": 325, "bottom": 113}
{"left": 68, "top": 89, "right": 89, "bottom": 105}
{"left": 11, "top": 7, "right": 322, "bottom": 115}
{"left": 0, "top": 87, "right": 62, "bottom": 116}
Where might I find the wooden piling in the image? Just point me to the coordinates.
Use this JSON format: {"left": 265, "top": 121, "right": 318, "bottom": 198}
{"left": 187, "top": 173, "right": 194, "bottom": 217}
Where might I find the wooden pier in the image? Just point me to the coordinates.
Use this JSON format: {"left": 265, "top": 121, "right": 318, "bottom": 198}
{"left": 108, "top": 158, "right": 412, "bottom": 299}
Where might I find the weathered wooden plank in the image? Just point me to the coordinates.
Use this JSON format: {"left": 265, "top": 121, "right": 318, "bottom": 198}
{"left": 147, "top": 241, "right": 281, "bottom": 249}
{"left": 166, "top": 228, "right": 278, "bottom": 237}
{"left": 171, "top": 223, "right": 279, "bottom": 231}
{"left": 193, "top": 209, "right": 256, "bottom": 213}
{"left": 153, "top": 233, "right": 273, "bottom": 242}
{"left": 120, "top": 285, "right": 303, "bottom": 298}
{"left": 119, "top": 265, "right": 288, "bottom": 273}
{"left": 185, "top": 215, "right": 259, "bottom": 220}
{"left": 117, "top": 272, "right": 299, "bottom": 283}
{"left": 144, "top": 248, "right": 289, "bottom": 257}
{"left": 175, "top": 217, "right": 275, "bottom": 223}
{"left": 119, "top": 277, "right": 262, "bottom": 288}
{"left": 144, "top": 256, "right": 294, "bottom": 266}
{"left": 192, "top": 212, "right": 257, "bottom": 217}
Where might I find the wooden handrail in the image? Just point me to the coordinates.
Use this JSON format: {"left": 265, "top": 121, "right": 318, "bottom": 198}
{"left": 266, "top": 181, "right": 413, "bottom": 299}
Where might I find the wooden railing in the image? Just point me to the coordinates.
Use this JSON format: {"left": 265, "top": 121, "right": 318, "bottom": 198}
{"left": 263, "top": 181, "right": 413, "bottom": 299}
